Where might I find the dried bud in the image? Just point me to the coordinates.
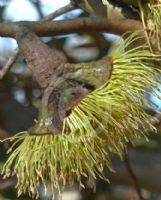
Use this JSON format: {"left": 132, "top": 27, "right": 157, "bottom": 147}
{"left": 16, "top": 26, "right": 67, "bottom": 89}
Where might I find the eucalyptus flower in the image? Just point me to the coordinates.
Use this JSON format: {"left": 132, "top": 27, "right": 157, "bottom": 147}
{"left": 138, "top": 0, "right": 161, "bottom": 52}
{"left": 1, "top": 34, "right": 161, "bottom": 199}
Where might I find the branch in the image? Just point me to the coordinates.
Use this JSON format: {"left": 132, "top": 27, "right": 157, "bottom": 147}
{"left": 0, "top": 48, "right": 19, "bottom": 79}
{"left": 0, "top": 2, "right": 78, "bottom": 79}
{"left": 124, "top": 153, "right": 144, "bottom": 200}
{"left": 0, "top": 18, "right": 143, "bottom": 38}
{"left": 0, "top": 4, "right": 143, "bottom": 79}
{"left": 42, "top": 2, "right": 78, "bottom": 21}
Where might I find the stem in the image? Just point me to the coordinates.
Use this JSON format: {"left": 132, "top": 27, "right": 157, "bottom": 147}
{"left": 124, "top": 153, "right": 145, "bottom": 200}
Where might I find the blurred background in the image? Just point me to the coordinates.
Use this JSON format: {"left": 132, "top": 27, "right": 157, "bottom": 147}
{"left": 0, "top": 0, "right": 161, "bottom": 199}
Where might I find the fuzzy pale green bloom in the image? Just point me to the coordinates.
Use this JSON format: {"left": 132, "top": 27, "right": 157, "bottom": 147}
{"left": 138, "top": 0, "right": 161, "bottom": 52}
{"left": 1, "top": 34, "right": 161, "bottom": 199}
{"left": 2, "top": 132, "right": 111, "bottom": 199}
{"left": 103, "top": 0, "right": 161, "bottom": 52}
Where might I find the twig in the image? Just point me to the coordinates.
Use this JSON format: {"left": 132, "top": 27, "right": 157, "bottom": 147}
{"left": 0, "top": 48, "right": 19, "bottom": 79}
{"left": 42, "top": 2, "right": 78, "bottom": 21}
{"left": 0, "top": 2, "right": 78, "bottom": 79}
{"left": 124, "top": 153, "right": 145, "bottom": 200}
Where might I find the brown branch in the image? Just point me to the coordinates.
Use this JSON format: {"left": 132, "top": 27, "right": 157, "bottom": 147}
{"left": 0, "top": 48, "right": 19, "bottom": 79}
{"left": 0, "top": 16, "right": 142, "bottom": 78}
{"left": 0, "top": 18, "right": 143, "bottom": 38}
{"left": 0, "top": 3, "right": 79, "bottom": 79}
{"left": 124, "top": 153, "right": 145, "bottom": 200}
